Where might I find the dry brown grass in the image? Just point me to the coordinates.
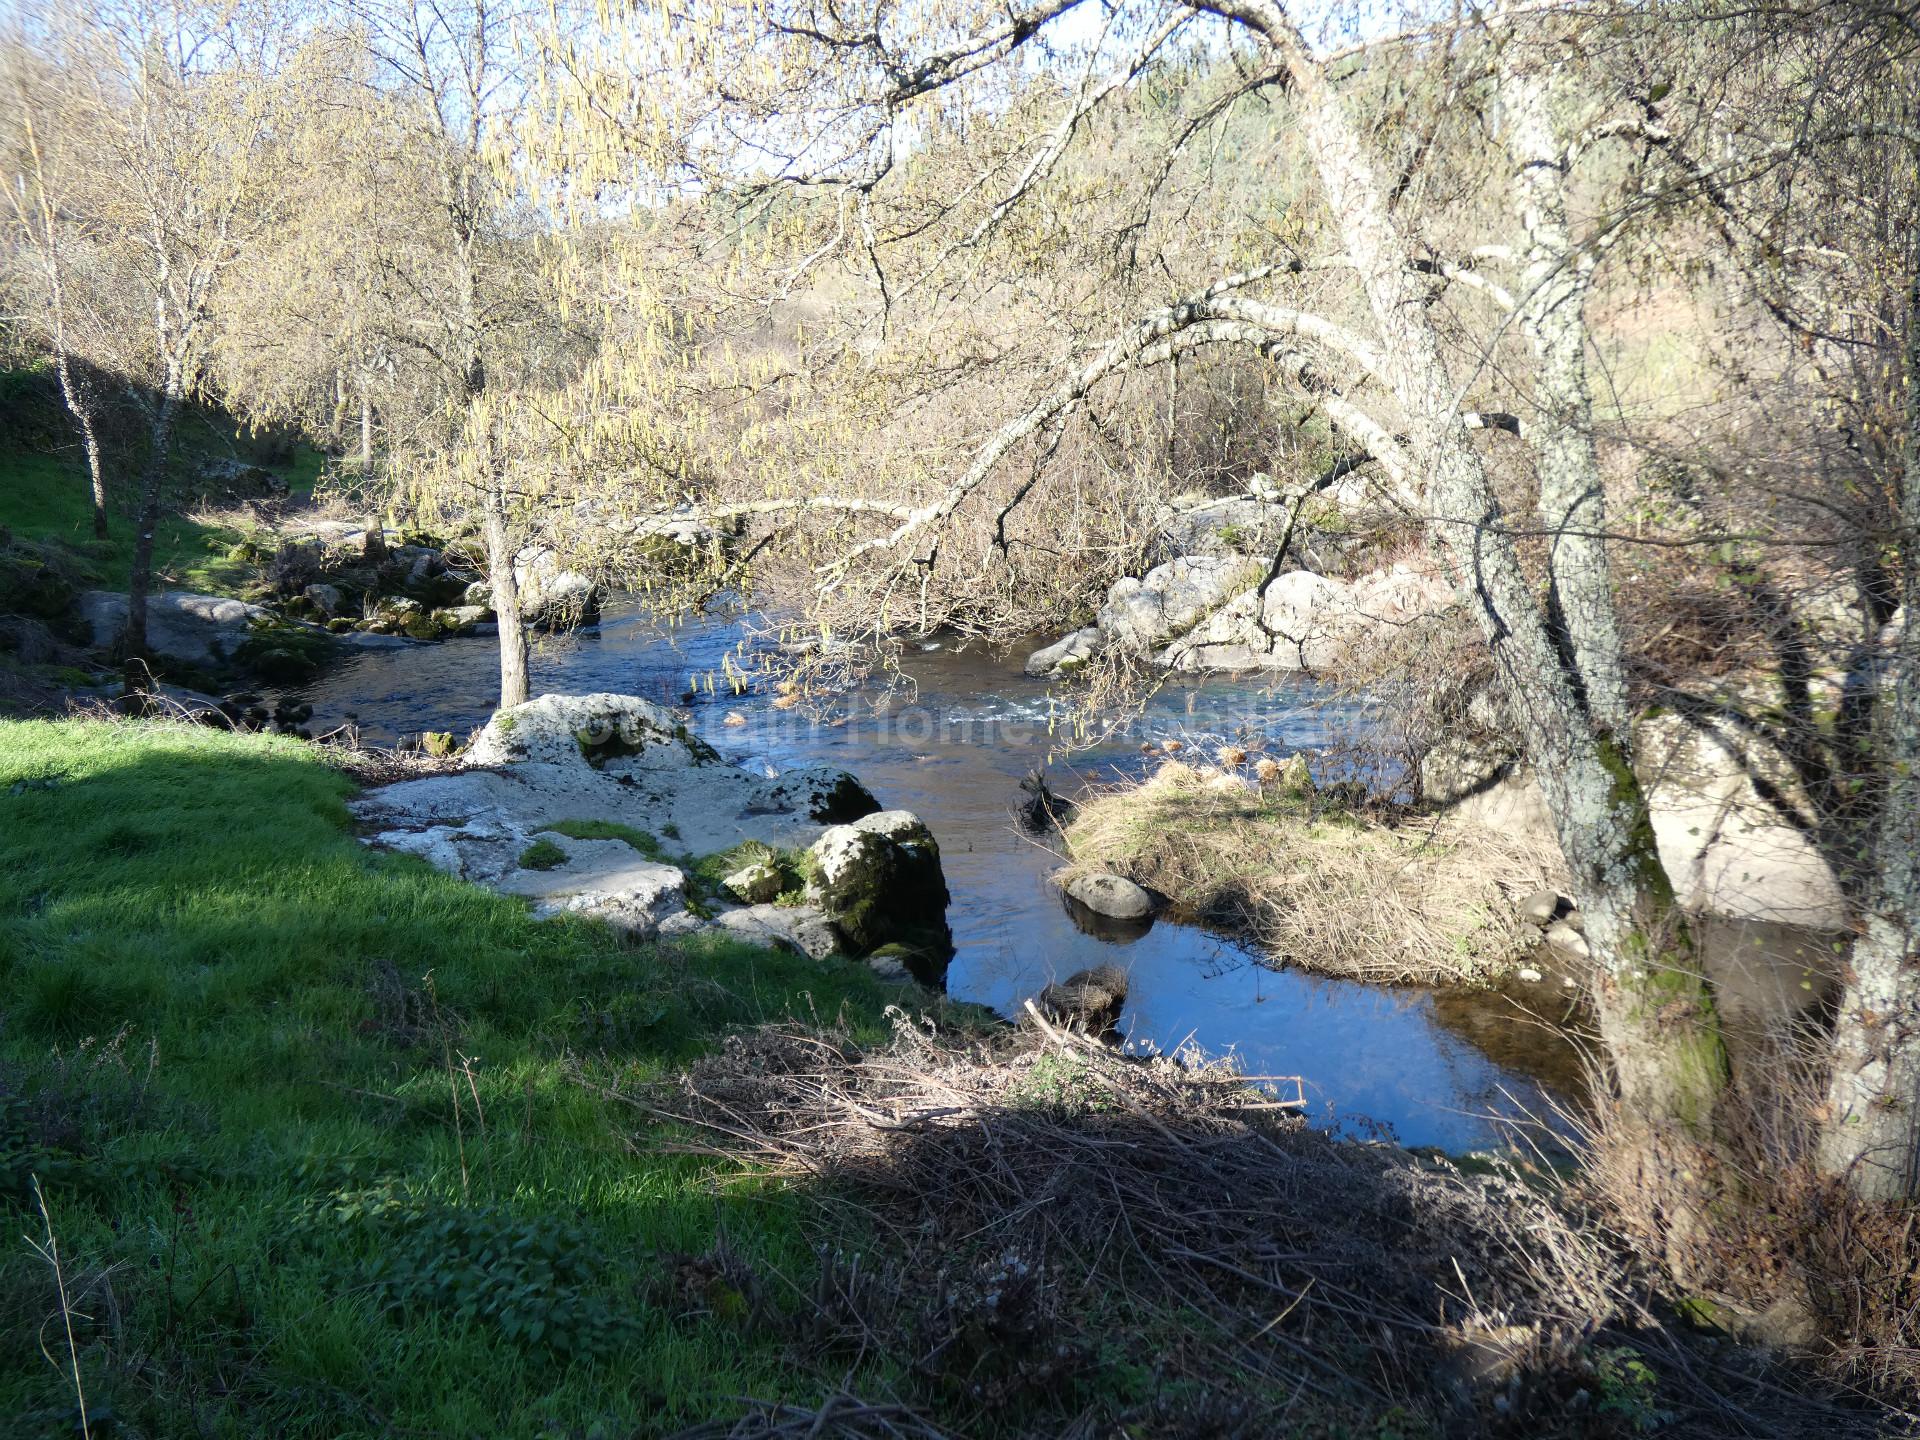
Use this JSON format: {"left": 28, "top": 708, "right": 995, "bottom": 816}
{"left": 1060, "top": 760, "right": 1561, "bottom": 984}
{"left": 1585, "top": 1038, "right": 1920, "bottom": 1414}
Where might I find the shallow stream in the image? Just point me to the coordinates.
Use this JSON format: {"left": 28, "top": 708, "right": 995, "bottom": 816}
{"left": 287, "top": 602, "right": 1595, "bottom": 1152}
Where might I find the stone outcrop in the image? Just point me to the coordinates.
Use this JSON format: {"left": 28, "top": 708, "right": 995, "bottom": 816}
{"left": 78, "top": 590, "right": 273, "bottom": 666}
{"left": 353, "top": 692, "right": 946, "bottom": 962}
{"left": 1024, "top": 556, "right": 1454, "bottom": 678}
{"left": 1099, "top": 554, "right": 1267, "bottom": 654}
{"left": 808, "top": 809, "right": 954, "bottom": 965}
{"left": 1160, "top": 563, "right": 1454, "bottom": 673}
{"left": 1432, "top": 706, "right": 1850, "bottom": 930}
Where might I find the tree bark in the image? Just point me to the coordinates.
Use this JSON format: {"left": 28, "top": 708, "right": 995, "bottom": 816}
{"left": 53, "top": 352, "right": 109, "bottom": 540}
{"left": 1200, "top": 0, "right": 1726, "bottom": 1126}
{"left": 123, "top": 389, "right": 180, "bottom": 697}
{"left": 360, "top": 386, "right": 374, "bottom": 472}
{"left": 1819, "top": 269, "right": 1920, "bottom": 1201}
{"left": 1500, "top": 58, "right": 1633, "bottom": 738}
{"left": 483, "top": 480, "right": 530, "bottom": 709}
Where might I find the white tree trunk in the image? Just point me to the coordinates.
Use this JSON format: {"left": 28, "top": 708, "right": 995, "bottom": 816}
{"left": 1500, "top": 58, "right": 1633, "bottom": 738}
{"left": 1820, "top": 271, "right": 1920, "bottom": 1200}
{"left": 1202, "top": 0, "right": 1726, "bottom": 1123}
{"left": 483, "top": 481, "right": 531, "bottom": 710}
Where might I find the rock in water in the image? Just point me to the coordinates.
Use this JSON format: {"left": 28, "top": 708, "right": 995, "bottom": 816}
{"left": 1034, "top": 964, "right": 1130, "bottom": 1033}
{"left": 1518, "top": 890, "right": 1570, "bottom": 927}
{"left": 1016, "top": 769, "right": 1073, "bottom": 832}
{"left": 1024, "top": 625, "right": 1104, "bottom": 678}
{"left": 809, "top": 810, "right": 953, "bottom": 962}
{"left": 512, "top": 545, "right": 603, "bottom": 629}
{"left": 1063, "top": 871, "right": 1154, "bottom": 921}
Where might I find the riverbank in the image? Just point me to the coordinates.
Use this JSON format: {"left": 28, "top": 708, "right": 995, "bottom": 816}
{"left": 0, "top": 717, "right": 981, "bottom": 1435}
{"left": 4, "top": 716, "right": 1880, "bottom": 1437}
{"left": 1060, "top": 756, "right": 1563, "bottom": 985}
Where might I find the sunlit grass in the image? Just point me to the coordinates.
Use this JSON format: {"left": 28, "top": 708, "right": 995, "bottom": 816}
{"left": 0, "top": 718, "right": 943, "bottom": 1437}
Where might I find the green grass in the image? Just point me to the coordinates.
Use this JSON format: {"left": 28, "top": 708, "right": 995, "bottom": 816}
{"left": 516, "top": 837, "right": 568, "bottom": 870}
{"left": 543, "top": 817, "right": 667, "bottom": 859}
{"left": 686, "top": 841, "right": 818, "bottom": 909}
{"left": 0, "top": 719, "right": 966, "bottom": 1438}
{"left": 0, "top": 402, "right": 324, "bottom": 599}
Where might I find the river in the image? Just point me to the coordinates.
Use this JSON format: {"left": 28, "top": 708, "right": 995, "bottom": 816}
{"left": 285, "top": 601, "right": 1591, "bottom": 1153}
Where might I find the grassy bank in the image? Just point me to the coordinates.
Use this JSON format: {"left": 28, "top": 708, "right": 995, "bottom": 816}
{"left": 0, "top": 385, "right": 325, "bottom": 600}
{"left": 1062, "top": 759, "right": 1559, "bottom": 984}
{"left": 0, "top": 718, "right": 968, "bottom": 1437}
{"left": 1, "top": 721, "right": 1882, "bottom": 1438}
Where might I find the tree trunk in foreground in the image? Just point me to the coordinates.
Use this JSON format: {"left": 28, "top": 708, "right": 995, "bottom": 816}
{"left": 1208, "top": 0, "right": 1727, "bottom": 1127}
{"left": 483, "top": 481, "right": 530, "bottom": 709}
{"left": 1819, "top": 270, "right": 1920, "bottom": 1201}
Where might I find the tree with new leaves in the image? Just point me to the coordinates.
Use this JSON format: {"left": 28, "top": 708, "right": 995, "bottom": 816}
{"left": 5, "top": 0, "right": 326, "bottom": 691}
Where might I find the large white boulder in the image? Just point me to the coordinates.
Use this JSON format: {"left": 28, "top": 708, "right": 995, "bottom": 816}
{"left": 1097, "top": 555, "right": 1265, "bottom": 653}
{"left": 1160, "top": 562, "right": 1455, "bottom": 673}
{"left": 466, "top": 692, "right": 696, "bottom": 770}
{"left": 79, "top": 590, "right": 272, "bottom": 665}
{"left": 1434, "top": 714, "right": 1849, "bottom": 930}
{"left": 1155, "top": 494, "right": 1295, "bottom": 557}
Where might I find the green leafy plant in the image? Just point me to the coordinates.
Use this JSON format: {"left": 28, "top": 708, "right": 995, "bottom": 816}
{"left": 1590, "top": 1345, "right": 1669, "bottom": 1433}
{"left": 302, "top": 1187, "right": 638, "bottom": 1356}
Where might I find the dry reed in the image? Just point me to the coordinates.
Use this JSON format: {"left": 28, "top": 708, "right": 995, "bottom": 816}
{"left": 1062, "top": 760, "right": 1561, "bottom": 983}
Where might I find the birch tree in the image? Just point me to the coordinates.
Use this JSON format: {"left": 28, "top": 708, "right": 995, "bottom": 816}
{"left": 13, "top": 1, "right": 317, "bottom": 691}
{"left": 2, "top": 42, "right": 110, "bottom": 539}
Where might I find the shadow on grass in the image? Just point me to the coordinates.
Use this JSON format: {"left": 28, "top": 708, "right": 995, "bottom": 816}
{"left": 0, "top": 718, "right": 973, "bottom": 1438}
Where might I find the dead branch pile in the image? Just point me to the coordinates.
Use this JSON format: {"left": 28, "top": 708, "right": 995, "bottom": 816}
{"left": 605, "top": 1009, "right": 1882, "bottom": 1436}
{"left": 614, "top": 1021, "right": 1889, "bottom": 1436}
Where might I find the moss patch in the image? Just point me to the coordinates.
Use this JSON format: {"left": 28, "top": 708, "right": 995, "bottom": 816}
{"left": 517, "top": 837, "right": 568, "bottom": 870}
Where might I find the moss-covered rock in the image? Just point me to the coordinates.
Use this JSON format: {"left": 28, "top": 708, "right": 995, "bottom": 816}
{"left": 808, "top": 810, "right": 953, "bottom": 966}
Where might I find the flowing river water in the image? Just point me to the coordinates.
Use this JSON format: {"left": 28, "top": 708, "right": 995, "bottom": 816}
{"left": 288, "top": 601, "right": 1599, "bottom": 1153}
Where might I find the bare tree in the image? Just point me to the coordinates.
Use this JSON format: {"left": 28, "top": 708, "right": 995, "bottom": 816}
{"left": 1, "top": 51, "right": 110, "bottom": 539}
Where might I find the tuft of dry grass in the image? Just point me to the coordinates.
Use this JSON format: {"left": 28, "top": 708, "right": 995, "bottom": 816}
{"left": 1061, "top": 760, "right": 1561, "bottom": 984}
